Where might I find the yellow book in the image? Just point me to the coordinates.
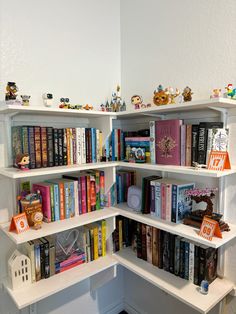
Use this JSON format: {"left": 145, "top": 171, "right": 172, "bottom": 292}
{"left": 101, "top": 220, "right": 106, "bottom": 256}
{"left": 88, "top": 223, "right": 99, "bottom": 260}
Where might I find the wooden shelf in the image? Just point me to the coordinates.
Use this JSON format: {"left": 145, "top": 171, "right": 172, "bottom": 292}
{"left": 114, "top": 248, "right": 234, "bottom": 314}
{"left": 0, "top": 162, "right": 118, "bottom": 179}
{"left": 117, "top": 162, "right": 236, "bottom": 178}
{"left": 112, "top": 203, "right": 236, "bottom": 249}
{"left": 4, "top": 255, "right": 117, "bottom": 309}
{"left": 0, "top": 208, "right": 118, "bottom": 244}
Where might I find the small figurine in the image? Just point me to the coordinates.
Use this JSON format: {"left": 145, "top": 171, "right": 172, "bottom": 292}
{"left": 59, "top": 98, "right": 70, "bottom": 109}
{"left": 182, "top": 86, "right": 193, "bottom": 102}
{"left": 165, "top": 87, "right": 180, "bottom": 104}
{"left": 31, "top": 211, "right": 43, "bottom": 230}
{"left": 42, "top": 93, "right": 53, "bottom": 107}
{"left": 120, "top": 101, "right": 126, "bottom": 111}
{"left": 111, "top": 85, "right": 122, "bottom": 112}
{"left": 153, "top": 88, "right": 170, "bottom": 106}
{"left": 21, "top": 95, "right": 30, "bottom": 106}
{"left": 100, "top": 103, "right": 105, "bottom": 111}
{"left": 5, "top": 82, "right": 18, "bottom": 101}
{"left": 210, "top": 89, "right": 221, "bottom": 99}
{"left": 83, "top": 104, "right": 93, "bottom": 110}
{"left": 131, "top": 95, "right": 143, "bottom": 109}
{"left": 225, "top": 84, "right": 236, "bottom": 99}
{"left": 15, "top": 153, "right": 30, "bottom": 170}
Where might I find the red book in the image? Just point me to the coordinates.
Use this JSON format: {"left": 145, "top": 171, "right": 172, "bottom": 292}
{"left": 80, "top": 176, "right": 87, "bottom": 214}
{"left": 155, "top": 119, "right": 182, "bottom": 165}
{"left": 32, "top": 183, "right": 51, "bottom": 222}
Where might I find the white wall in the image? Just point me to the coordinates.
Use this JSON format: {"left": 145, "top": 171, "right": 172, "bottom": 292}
{"left": 0, "top": 0, "right": 121, "bottom": 107}
{"left": 121, "top": 0, "right": 236, "bottom": 108}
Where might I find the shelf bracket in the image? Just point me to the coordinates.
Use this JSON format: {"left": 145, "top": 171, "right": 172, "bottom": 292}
{"left": 207, "top": 106, "right": 228, "bottom": 126}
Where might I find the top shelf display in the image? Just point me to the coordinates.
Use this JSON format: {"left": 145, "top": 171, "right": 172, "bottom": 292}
{"left": 0, "top": 98, "right": 236, "bottom": 119}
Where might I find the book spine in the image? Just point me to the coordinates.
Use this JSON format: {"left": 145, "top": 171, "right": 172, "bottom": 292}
{"left": 136, "top": 222, "right": 142, "bottom": 259}
{"left": 34, "top": 242, "right": 41, "bottom": 281}
{"left": 141, "top": 224, "right": 147, "bottom": 261}
{"left": 47, "top": 238, "right": 55, "bottom": 276}
{"left": 86, "top": 229, "right": 91, "bottom": 262}
{"left": 169, "top": 234, "right": 176, "bottom": 274}
{"left": 171, "top": 184, "right": 177, "bottom": 223}
{"left": 152, "top": 228, "right": 159, "bottom": 267}
{"left": 185, "top": 125, "right": 192, "bottom": 167}
{"left": 158, "top": 230, "right": 163, "bottom": 269}
{"left": 78, "top": 177, "right": 82, "bottom": 215}
{"left": 53, "top": 128, "right": 59, "bottom": 166}
{"left": 12, "top": 126, "right": 22, "bottom": 166}
{"left": 90, "top": 228, "right": 94, "bottom": 261}
{"left": 90, "top": 175, "right": 96, "bottom": 211}
{"left": 43, "top": 239, "right": 50, "bottom": 278}
{"left": 72, "top": 128, "right": 76, "bottom": 164}
{"left": 76, "top": 128, "right": 81, "bottom": 164}
{"left": 63, "top": 129, "right": 68, "bottom": 165}
{"left": 86, "top": 176, "right": 91, "bottom": 212}
{"left": 146, "top": 225, "right": 152, "bottom": 263}
{"left": 117, "top": 129, "right": 121, "bottom": 161}
{"left": 32, "top": 184, "right": 51, "bottom": 222}
{"left": 206, "top": 128, "right": 213, "bottom": 165}
{"left": 191, "top": 125, "right": 199, "bottom": 164}
{"left": 198, "top": 246, "right": 206, "bottom": 284}
{"left": 73, "top": 180, "right": 79, "bottom": 216}
{"left": 66, "top": 128, "right": 71, "bottom": 165}
{"left": 101, "top": 220, "right": 106, "bottom": 256}
{"left": 46, "top": 127, "right": 54, "bottom": 167}
{"left": 21, "top": 126, "right": 29, "bottom": 154}
{"left": 149, "top": 121, "right": 156, "bottom": 164}
{"left": 174, "top": 236, "right": 181, "bottom": 276}
{"left": 98, "top": 223, "right": 102, "bottom": 257}
{"left": 189, "top": 242, "right": 195, "bottom": 282}
{"left": 40, "top": 127, "right": 48, "bottom": 167}
{"left": 58, "top": 182, "right": 65, "bottom": 220}
{"left": 115, "top": 129, "right": 118, "bottom": 160}
{"left": 197, "top": 124, "right": 207, "bottom": 164}
{"left": 93, "top": 226, "right": 99, "bottom": 260}
{"left": 165, "top": 183, "right": 172, "bottom": 222}
{"left": 49, "top": 184, "right": 55, "bottom": 222}
{"left": 180, "top": 124, "right": 186, "bottom": 166}
{"left": 70, "top": 128, "right": 73, "bottom": 165}
{"left": 58, "top": 128, "right": 64, "bottom": 166}
{"left": 118, "top": 219, "right": 123, "bottom": 250}
{"left": 95, "top": 170, "right": 101, "bottom": 210}
{"left": 91, "top": 128, "right": 96, "bottom": 163}
{"left": 162, "top": 232, "right": 170, "bottom": 272}
{"left": 161, "top": 183, "right": 166, "bottom": 220}
{"left": 150, "top": 181, "right": 156, "bottom": 215}
{"left": 28, "top": 126, "right": 36, "bottom": 169}
{"left": 96, "top": 129, "right": 100, "bottom": 162}
{"left": 68, "top": 181, "right": 75, "bottom": 217}
{"left": 39, "top": 241, "right": 45, "bottom": 279}
{"left": 154, "top": 182, "right": 161, "bottom": 218}
{"left": 81, "top": 176, "right": 87, "bottom": 214}
{"left": 194, "top": 245, "right": 200, "bottom": 285}
{"left": 111, "top": 130, "right": 115, "bottom": 161}
{"left": 184, "top": 241, "right": 190, "bottom": 280}
{"left": 53, "top": 184, "right": 60, "bottom": 221}
{"left": 81, "top": 128, "right": 86, "bottom": 164}
{"left": 99, "top": 131, "right": 103, "bottom": 161}
{"left": 64, "top": 182, "right": 70, "bottom": 219}
{"left": 179, "top": 239, "right": 185, "bottom": 279}
{"left": 100, "top": 171, "right": 105, "bottom": 208}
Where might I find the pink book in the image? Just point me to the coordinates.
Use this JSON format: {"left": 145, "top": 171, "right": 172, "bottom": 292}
{"left": 165, "top": 183, "right": 172, "bottom": 222}
{"left": 180, "top": 125, "right": 186, "bottom": 166}
{"left": 155, "top": 119, "right": 182, "bottom": 165}
{"left": 161, "top": 183, "right": 166, "bottom": 220}
{"left": 80, "top": 176, "right": 87, "bottom": 214}
{"left": 32, "top": 183, "right": 51, "bottom": 222}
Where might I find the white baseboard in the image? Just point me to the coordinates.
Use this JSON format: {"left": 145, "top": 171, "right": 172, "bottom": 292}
{"left": 102, "top": 300, "right": 124, "bottom": 314}
{"left": 124, "top": 301, "right": 145, "bottom": 314}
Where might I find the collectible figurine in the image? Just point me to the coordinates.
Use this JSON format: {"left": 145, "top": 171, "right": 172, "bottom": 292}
{"left": 59, "top": 98, "right": 70, "bottom": 109}
{"left": 111, "top": 85, "right": 122, "bottom": 112}
{"left": 182, "top": 86, "right": 193, "bottom": 102}
{"left": 83, "top": 104, "right": 93, "bottom": 110}
{"left": 42, "top": 93, "right": 53, "bottom": 107}
{"left": 165, "top": 87, "right": 180, "bottom": 104}
{"left": 153, "top": 88, "right": 170, "bottom": 106}
{"left": 100, "top": 103, "right": 105, "bottom": 111}
{"left": 120, "top": 101, "right": 127, "bottom": 111}
{"left": 5, "top": 82, "right": 18, "bottom": 101}
{"left": 105, "top": 100, "right": 111, "bottom": 112}
{"left": 131, "top": 95, "right": 143, "bottom": 109}
{"left": 31, "top": 211, "right": 43, "bottom": 230}
{"left": 15, "top": 153, "right": 30, "bottom": 170}
{"left": 210, "top": 89, "right": 221, "bottom": 99}
{"left": 225, "top": 84, "right": 236, "bottom": 99}
{"left": 21, "top": 95, "right": 30, "bottom": 106}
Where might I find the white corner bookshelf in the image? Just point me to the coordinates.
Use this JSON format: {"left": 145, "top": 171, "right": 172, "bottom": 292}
{"left": 1, "top": 97, "right": 236, "bottom": 313}
{"left": 4, "top": 255, "right": 118, "bottom": 309}
{"left": 112, "top": 203, "right": 236, "bottom": 249}
{"left": 114, "top": 248, "right": 233, "bottom": 314}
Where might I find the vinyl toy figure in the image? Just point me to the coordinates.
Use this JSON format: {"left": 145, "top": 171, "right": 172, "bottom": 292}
{"left": 59, "top": 98, "right": 70, "bottom": 109}
{"left": 5, "top": 82, "right": 18, "bottom": 101}
{"left": 131, "top": 95, "right": 145, "bottom": 109}
{"left": 15, "top": 153, "right": 30, "bottom": 170}
{"left": 210, "top": 89, "right": 221, "bottom": 99}
{"left": 225, "top": 84, "right": 236, "bottom": 99}
{"left": 21, "top": 95, "right": 30, "bottom": 106}
{"left": 42, "top": 93, "right": 53, "bottom": 107}
{"left": 182, "top": 86, "right": 193, "bottom": 102}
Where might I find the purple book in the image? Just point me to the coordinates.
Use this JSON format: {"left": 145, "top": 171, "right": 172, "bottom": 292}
{"left": 155, "top": 119, "right": 182, "bottom": 165}
{"left": 180, "top": 125, "right": 186, "bottom": 166}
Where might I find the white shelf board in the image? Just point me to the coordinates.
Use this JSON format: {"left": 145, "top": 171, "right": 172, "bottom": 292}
{"left": 4, "top": 255, "right": 117, "bottom": 309}
{"left": 117, "top": 161, "right": 236, "bottom": 178}
{"left": 113, "top": 203, "right": 236, "bottom": 249}
{"left": 114, "top": 248, "right": 234, "bottom": 314}
{"left": 0, "top": 103, "right": 117, "bottom": 118}
{"left": 116, "top": 97, "right": 236, "bottom": 119}
{"left": 0, "top": 162, "right": 118, "bottom": 179}
{"left": 0, "top": 208, "right": 119, "bottom": 244}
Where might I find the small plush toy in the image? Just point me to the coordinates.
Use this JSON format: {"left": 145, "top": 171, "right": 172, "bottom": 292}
{"left": 15, "top": 154, "right": 30, "bottom": 170}
{"left": 182, "top": 86, "right": 193, "bottom": 102}
{"left": 5, "top": 82, "right": 18, "bottom": 101}
{"left": 210, "top": 89, "right": 221, "bottom": 99}
{"left": 42, "top": 93, "right": 53, "bottom": 107}
{"left": 21, "top": 95, "right": 30, "bottom": 106}
{"left": 153, "top": 89, "right": 170, "bottom": 106}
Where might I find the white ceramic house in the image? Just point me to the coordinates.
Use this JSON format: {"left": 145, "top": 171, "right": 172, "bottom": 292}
{"left": 8, "top": 250, "right": 32, "bottom": 290}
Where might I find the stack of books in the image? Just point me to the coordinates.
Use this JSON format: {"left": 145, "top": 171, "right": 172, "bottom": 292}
{"left": 116, "top": 170, "right": 136, "bottom": 203}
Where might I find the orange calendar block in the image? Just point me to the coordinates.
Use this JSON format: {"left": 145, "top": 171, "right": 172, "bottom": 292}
{"left": 9, "top": 212, "right": 29, "bottom": 234}
{"left": 207, "top": 151, "right": 231, "bottom": 171}
{"left": 199, "top": 216, "right": 222, "bottom": 241}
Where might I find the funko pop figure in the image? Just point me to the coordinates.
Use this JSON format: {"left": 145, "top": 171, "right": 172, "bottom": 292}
{"left": 131, "top": 95, "right": 143, "bottom": 109}
{"left": 15, "top": 153, "right": 30, "bottom": 170}
{"left": 21, "top": 95, "right": 30, "bottom": 106}
{"left": 5, "top": 82, "right": 18, "bottom": 101}
{"left": 43, "top": 93, "right": 53, "bottom": 107}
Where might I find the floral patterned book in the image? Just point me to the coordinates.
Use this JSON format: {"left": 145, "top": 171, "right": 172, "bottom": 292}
{"left": 155, "top": 119, "right": 182, "bottom": 165}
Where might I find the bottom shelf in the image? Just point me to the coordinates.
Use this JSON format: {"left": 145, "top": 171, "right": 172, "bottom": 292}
{"left": 114, "top": 248, "right": 233, "bottom": 314}
{"left": 4, "top": 255, "right": 117, "bottom": 309}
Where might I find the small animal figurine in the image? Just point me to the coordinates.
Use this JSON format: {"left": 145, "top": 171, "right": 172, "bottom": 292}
{"left": 31, "top": 211, "right": 43, "bottom": 230}
{"left": 5, "top": 82, "right": 18, "bottom": 101}
{"left": 131, "top": 95, "right": 144, "bottom": 109}
{"left": 225, "top": 84, "right": 236, "bottom": 99}
{"left": 42, "top": 93, "right": 53, "bottom": 107}
{"left": 21, "top": 95, "right": 30, "bottom": 106}
{"left": 15, "top": 153, "right": 30, "bottom": 170}
{"left": 165, "top": 87, "right": 180, "bottom": 104}
{"left": 210, "top": 89, "right": 221, "bottom": 99}
{"left": 153, "top": 88, "right": 170, "bottom": 106}
{"left": 182, "top": 86, "right": 193, "bottom": 102}
{"left": 83, "top": 104, "right": 93, "bottom": 110}
{"left": 59, "top": 98, "right": 70, "bottom": 108}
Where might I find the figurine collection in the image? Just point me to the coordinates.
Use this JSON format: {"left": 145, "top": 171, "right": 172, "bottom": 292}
{"left": 100, "top": 85, "right": 126, "bottom": 112}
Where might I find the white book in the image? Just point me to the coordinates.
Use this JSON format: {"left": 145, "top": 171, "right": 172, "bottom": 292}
{"left": 70, "top": 128, "right": 74, "bottom": 165}
{"left": 76, "top": 128, "right": 82, "bottom": 165}
{"left": 149, "top": 121, "right": 156, "bottom": 164}
{"left": 189, "top": 241, "right": 195, "bottom": 282}
{"left": 81, "top": 128, "right": 86, "bottom": 164}
{"left": 24, "top": 241, "right": 36, "bottom": 283}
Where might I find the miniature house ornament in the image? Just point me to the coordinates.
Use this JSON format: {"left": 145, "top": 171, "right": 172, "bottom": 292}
{"left": 8, "top": 250, "right": 32, "bottom": 290}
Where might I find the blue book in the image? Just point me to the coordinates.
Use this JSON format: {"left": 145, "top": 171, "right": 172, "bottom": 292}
{"left": 116, "top": 173, "right": 120, "bottom": 203}
{"left": 120, "top": 130, "right": 125, "bottom": 160}
{"left": 176, "top": 183, "right": 195, "bottom": 223}
{"left": 51, "top": 183, "right": 60, "bottom": 221}
{"left": 68, "top": 181, "right": 75, "bottom": 218}
{"left": 111, "top": 130, "right": 115, "bottom": 161}
{"left": 184, "top": 241, "right": 190, "bottom": 280}
{"left": 91, "top": 128, "right": 96, "bottom": 163}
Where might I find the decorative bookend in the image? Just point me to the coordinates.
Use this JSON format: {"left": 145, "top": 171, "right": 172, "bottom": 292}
{"left": 199, "top": 216, "right": 222, "bottom": 240}
{"left": 208, "top": 151, "right": 231, "bottom": 171}
{"left": 9, "top": 213, "right": 29, "bottom": 234}
{"left": 8, "top": 250, "right": 32, "bottom": 290}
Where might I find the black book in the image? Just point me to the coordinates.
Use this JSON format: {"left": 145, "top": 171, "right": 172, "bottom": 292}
{"left": 198, "top": 246, "right": 218, "bottom": 285}
{"left": 162, "top": 231, "right": 170, "bottom": 272}
{"left": 169, "top": 234, "right": 176, "bottom": 274}
{"left": 63, "top": 128, "right": 67, "bottom": 165}
{"left": 142, "top": 175, "right": 162, "bottom": 214}
{"left": 28, "top": 126, "right": 36, "bottom": 169}
{"left": 184, "top": 241, "right": 190, "bottom": 280}
{"left": 58, "top": 128, "right": 64, "bottom": 166}
{"left": 53, "top": 128, "right": 59, "bottom": 166}
{"left": 197, "top": 122, "right": 223, "bottom": 164}
{"left": 136, "top": 222, "right": 142, "bottom": 259}
{"left": 158, "top": 230, "right": 164, "bottom": 269}
{"left": 39, "top": 239, "right": 45, "bottom": 279}
{"left": 194, "top": 245, "right": 200, "bottom": 285}
{"left": 191, "top": 124, "right": 199, "bottom": 164}
{"left": 41, "top": 237, "right": 50, "bottom": 278}
{"left": 179, "top": 239, "right": 185, "bottom": 278}
{"left": 141, "top": 224, "right": 147, "bottom": 261}
{"left": 46, "top": 127, "right": 54, "bottom": 167}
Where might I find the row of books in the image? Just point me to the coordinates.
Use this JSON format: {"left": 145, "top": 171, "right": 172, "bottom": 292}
{"left": 116, "top": 170, "right": 136, "bottom": 203}
{"left": 24, "top": 221, "right": 106, "bottom": 282}
{"left": 32, "top": 170, "right": 105, "bottom": 222}
{"left": 113, "top": 217, "right": 217, "bottom": 285}
{"left": 142, "top": 175, "right": 195, "bottom": 223}
{"left": 12, "top": 126, "right": 103, "bottom": 169}
{"left": 149, "top": 119, "right": 228, "bottom": 166}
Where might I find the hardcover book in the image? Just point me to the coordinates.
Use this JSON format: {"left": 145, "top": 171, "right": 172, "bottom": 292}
{"left": 155, "top": 119, "right": 182, "bottom": 165}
